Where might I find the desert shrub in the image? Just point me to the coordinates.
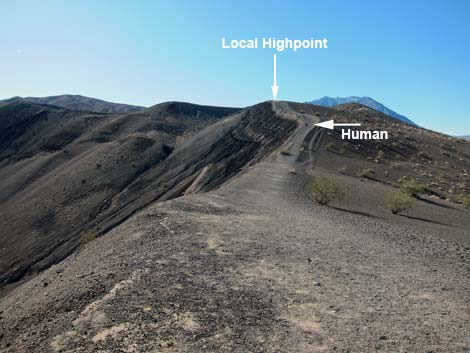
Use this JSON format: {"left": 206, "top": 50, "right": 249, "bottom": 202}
{"left": 80, "top": 232, "right": 96, "bottom": 247}
{"left": 374, "top": 150, "right": 385, "bottom": 163}
{"left": 357, "top": 168, "right": 374, "bottom": 178}
{"left": 399, "top": 179, "right": 425, "bottom": 197}
{"left": 280, "top": 142, "right": 294, "bottom": 156}
{"left": 280, "top": 149, "right": 292, "bottom": 156}
{"left": 325, "top": 142, "right": 335, "bottom": 151}
{"left": 387, "top": 192, "right": 414, "bottom": 214}
{"left": 462, "top": 197, "right": 470, "bottom": 210}
{"left": 305, "top": 178, "right": 346, "bottom": 205}
{"left": 339, "top": 165, "right": 348, "bottom": 174}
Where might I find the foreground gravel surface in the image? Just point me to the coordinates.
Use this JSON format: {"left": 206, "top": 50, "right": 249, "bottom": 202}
{"left": 1, "top": 105, "right": 469, "bottom": 352}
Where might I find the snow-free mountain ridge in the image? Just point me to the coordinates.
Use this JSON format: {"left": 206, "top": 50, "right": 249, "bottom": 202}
{"left": 307, "top": 96, "right": 417, "bottom": 126}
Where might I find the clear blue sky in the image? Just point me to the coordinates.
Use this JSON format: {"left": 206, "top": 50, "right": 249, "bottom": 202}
{"left": 2, "top": 0, "right": 469, "bottom": 135}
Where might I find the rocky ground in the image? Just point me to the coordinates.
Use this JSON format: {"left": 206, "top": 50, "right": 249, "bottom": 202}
{"left": 1, "top": 102, "right": 469, "bottom": 352}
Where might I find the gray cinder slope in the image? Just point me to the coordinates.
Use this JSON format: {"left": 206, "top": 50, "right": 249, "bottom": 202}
{"left": 0, "top": 102, "right": 468, "bottom": 352}
{"left": 0, "top": 101, "right": 239, "bottom": 289}
{"left": 0, "top": 101, "right": 295, "bottom": 292}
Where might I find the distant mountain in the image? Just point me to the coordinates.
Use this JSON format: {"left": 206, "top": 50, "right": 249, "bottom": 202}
{"left": 459, "top": 135, "right": 470, "bottom": 140}
{"left": 0, "top": 94, "right": 145, "bottom": 114}
{"left": 307, "top": 96, "right": 417, "bottom": 126}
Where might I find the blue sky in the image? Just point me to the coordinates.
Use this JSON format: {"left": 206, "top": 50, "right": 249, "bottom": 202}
{"left": 2, "top": 0, "right": 469, "bottom": 135}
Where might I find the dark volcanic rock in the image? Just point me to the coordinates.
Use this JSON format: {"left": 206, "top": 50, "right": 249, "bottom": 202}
{"left": 0, "top": 101, "right": 295, "bottom": 292}
{"left": 0, "top": 100, "right": 469, "bottom": 352}
{"left": 0, "top": 100, "right": 240, "bottom": 290}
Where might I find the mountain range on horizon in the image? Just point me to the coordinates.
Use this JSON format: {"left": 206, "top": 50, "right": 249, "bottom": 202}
{"left": 0, "top": 94, "right": 145, "bottom": 114}
{"left": 2, "top": 1, "right": 469, "bottom": 349}
{"left": 2, "top": 94, "right": 418, "bottom": 126}
{"left": 307, "top": 96, "right": 418, "bottom": 127}
{"left": 2, "top": 94, "right": 468, "bottom": 137}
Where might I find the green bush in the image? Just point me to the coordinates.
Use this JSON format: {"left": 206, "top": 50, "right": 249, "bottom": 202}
{"left": 387, "top": 192, "right": 414, "bottom": 214}
{"left": 399, "top": 179, "right": 425, "bottom": 197}
{"left": 305, "top": 178, "right": 346, "bottom": 205}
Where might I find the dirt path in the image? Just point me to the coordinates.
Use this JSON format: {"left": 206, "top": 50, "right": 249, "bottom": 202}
{"left": 0, "top": 103, "right": 469, "bottom": 352}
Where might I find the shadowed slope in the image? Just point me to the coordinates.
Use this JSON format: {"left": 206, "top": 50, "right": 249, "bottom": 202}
{"left": 1, "top": 101, "right": 468, "bottom": 353}
{"left": 0, "top": 101, "right": 296, "bottom": 292}
{"left": 0, "top": 101, "right": 240, "bottom": 289}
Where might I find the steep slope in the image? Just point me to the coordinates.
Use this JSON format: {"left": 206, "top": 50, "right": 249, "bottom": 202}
{"left": 90, "top": 102, "right": 297, "bottom": 236}
{"left": 0, "top": 101, "right": 240, "bottom": 290}
{"left": 0, "top": 95, "right": 145, "bottom": 113}
{"left": 306, "top": 102, "right": 470, "bottom": 243}
{"left": 308, "top": 96, "right": 417, "bottom": 126}
{"left": 0, "top": 102, "right": 468, "bottom": 352}
{"left": 0, "top": 101, "right": 296, "bottom": 292}
{"left": 328, "top": 102, "right": 470, "bottom": 197}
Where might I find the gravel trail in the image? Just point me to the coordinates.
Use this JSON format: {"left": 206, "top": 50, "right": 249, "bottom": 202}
{"left": 0, "top": 103, "right": 468, "bottom": 352}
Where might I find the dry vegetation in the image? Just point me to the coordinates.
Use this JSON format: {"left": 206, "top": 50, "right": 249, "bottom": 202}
{"left": 357, "top": 168, "right": 374, "bottom": 178}
{"left": 80, "top": 232, "right": 97, "bottom": 247}
{"left": 305, "top": 178, "right": 346, "bottom": 205}
{"left": 398, "top": 179, "right": 426, "bottom": 198}
{"left": 461, "top": 197, "right": 470, "bottom": 210}
{"left": 387, "top": 192, "right": 415, "bottom": 214}
{"left": 322, "top": 104, "right": 470, "bottom": 205}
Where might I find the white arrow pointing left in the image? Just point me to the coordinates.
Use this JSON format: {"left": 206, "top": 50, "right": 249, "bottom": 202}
{"left": 315, "top": 120, "right": 361, "bottom": 130}
{"left": 271, "top": 53, "right": 279, "bottom": 100}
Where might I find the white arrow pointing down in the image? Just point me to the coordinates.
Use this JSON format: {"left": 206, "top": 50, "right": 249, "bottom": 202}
{"left": 271, "top": 53, "right": 279, "bottom": 100}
